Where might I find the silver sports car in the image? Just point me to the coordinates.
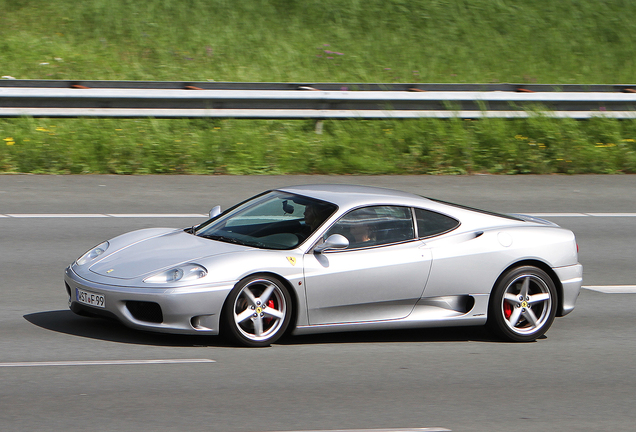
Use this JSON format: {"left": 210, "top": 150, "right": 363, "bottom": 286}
{"left": 65, "top": 184, "right": 582, "bottom": 347}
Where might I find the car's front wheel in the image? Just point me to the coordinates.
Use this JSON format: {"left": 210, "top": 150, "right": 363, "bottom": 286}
{"left": 488, "top": 266, "right": 557, "bottom": 342}
{"left": 222, "top": 275, "right": 292, "bottom": 347}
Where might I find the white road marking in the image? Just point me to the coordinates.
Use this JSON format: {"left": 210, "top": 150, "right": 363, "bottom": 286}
{"left": 268, "top": 429, "right": 451, "bottom": 432}
{"left": 527, "top": 213, "right": 590, "bottom": 217}
{"left": 0, "top": 359, "right": 216, "bottom": 367}
{"left": 2, "top": 212, "right": 636, "bottom": 218}
{"left": 3, "top": 213, "right": 207, "bottom": 218}
{"left": 528, "top": 213, "right": 636, "bottom": 217}
{"left": 6, "top": 214, "right": 109, "bottom": 218}
{"left": 106, "top": 213, "right": 208, "bottom": 218}
{"left": 582, "top": 286, "right": 636, "bottom": 294}
{"left": 586, "top": 213, "right": 636, "bottom": 217}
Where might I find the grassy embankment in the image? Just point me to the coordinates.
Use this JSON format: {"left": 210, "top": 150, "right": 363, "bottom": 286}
{"left": 1, "top": 0, "right": 635, "bottom": 174}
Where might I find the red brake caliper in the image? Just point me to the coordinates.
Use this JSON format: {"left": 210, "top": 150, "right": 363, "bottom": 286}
{"left": 503, "top": 301, "right": 512, "bottom": 319}
{"left": 263, "top": 299, "right": 276, "bottom": 327}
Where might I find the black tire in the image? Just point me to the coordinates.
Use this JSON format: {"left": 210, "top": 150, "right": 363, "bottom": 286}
{"left": 488, "top": 266, "right": 557, "bottom": 342}
{"left": 222, "top": 275, "right": 292, "bottom": 347}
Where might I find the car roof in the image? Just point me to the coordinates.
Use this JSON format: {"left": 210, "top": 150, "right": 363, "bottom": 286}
{"left": 277, "top": 184, "right": 529, "bottom": 229}
{"left": 277, "top": 184, "right": 431, "bottom": 208}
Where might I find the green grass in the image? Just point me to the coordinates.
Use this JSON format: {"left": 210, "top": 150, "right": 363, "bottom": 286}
{"left": 1, "top": 0, "right": 636, "bottom": 175}
{"left": 2, "top": 0, "right": 636, "bottom": 83}
{"left": 2, "top": 116, "right": 636, "bottom": 174}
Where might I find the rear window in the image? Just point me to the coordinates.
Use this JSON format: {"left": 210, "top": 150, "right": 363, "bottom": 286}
{"left": 426, "top": 197, "right": 524, "bottom": 221}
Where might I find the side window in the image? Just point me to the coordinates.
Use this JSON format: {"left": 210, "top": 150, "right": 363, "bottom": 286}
{"left": 415, "top": 208, "right": 459, "bottom": 238}
{"left": 326, "top": 206, "right": 415, "bottom": 249}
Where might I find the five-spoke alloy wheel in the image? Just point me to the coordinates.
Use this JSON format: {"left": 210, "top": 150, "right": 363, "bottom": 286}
{"left": 223, "top": 275, "right": 292, "bottom": 347}
{"left": 488, "top": 266, "right": 557, "bottom": 342}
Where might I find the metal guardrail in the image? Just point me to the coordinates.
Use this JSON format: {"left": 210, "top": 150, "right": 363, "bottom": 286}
{"left": 1, "top": 80, "right": 635, "bottom": 119}
{"left": 2, "top": 80, "right": 635, "bottom": 92}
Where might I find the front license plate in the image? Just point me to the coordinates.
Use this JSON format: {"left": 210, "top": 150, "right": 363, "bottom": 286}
{"left": 76, "top": 288, "right": 105, "bottom": 308}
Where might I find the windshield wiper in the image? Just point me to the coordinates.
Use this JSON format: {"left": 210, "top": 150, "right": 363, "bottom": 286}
{"left": 201, "top": 234, "right": 246, "bottom": 246}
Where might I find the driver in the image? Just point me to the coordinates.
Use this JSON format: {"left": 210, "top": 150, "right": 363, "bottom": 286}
{"left": 301, "top": 203, "right": 333, "bottom": 237}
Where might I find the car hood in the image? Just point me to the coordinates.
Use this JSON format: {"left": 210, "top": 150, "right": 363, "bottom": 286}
{"left": 89, "top": 230, "right": 248, "bottom": 279}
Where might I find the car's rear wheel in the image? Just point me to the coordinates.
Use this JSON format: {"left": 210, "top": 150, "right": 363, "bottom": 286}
{"left": 488, "top": 266, "right": 557, "bottom": 342}
{"left": 222, "top": 275, "right": 291, "bottom": 347}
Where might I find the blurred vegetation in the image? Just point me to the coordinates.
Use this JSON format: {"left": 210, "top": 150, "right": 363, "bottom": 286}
{"left": 1, "top": 0, "right": 635, "bottom": 174}
{"left": 2, "top": 117, "right": 636, "bottom": 174}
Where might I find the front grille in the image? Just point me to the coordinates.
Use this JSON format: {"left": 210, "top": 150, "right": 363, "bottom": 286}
{"left": 126, "top": 301, "right": 163, "bottom": 323}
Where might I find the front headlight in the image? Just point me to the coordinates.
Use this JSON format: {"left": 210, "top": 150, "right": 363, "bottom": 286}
{"left": 76, "top": 241, "right": 109, "bottom": 266}
{"left": 143, "top": 264, "right": 208, "bottom": 284}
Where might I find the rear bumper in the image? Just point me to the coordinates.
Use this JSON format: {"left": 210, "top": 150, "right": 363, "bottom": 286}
{"left": 554, "top": 263, "right": 583, "bottom": 317}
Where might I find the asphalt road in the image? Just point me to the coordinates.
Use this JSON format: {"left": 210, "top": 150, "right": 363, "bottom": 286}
{"left": 1, "top": 175, "right": 635, "bottom": 432}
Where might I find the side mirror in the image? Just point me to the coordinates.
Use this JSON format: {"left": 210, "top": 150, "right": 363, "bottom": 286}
{"left": 314, "top": 234, "right": 349, "bottom": 253}
{"left": 209, "top": 205, "right": 221, "bottom": 218}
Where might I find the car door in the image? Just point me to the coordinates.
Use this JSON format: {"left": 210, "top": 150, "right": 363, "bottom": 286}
{"left": 303, "top": 206, "right": 432, "bottom": 325}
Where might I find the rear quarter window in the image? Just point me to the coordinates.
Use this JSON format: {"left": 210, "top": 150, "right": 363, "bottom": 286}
{"left": 415, "top": 208, "right": 460, "bottom": 238}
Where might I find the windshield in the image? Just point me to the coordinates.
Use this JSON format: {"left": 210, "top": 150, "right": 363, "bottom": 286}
{"left": 195, "top": 191, "right": 338, "bottom": 250}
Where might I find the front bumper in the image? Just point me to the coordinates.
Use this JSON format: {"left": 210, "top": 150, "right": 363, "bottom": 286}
{"left": 64, "top": 266, "right": 234, "bottom": 335}
{"left": 554, "top": 263, "right": 583, "bottom": 317}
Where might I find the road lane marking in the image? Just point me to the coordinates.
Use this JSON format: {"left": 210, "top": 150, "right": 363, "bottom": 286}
{"left": 0, "top": 359, "right": 216, "bottom": 367}
{"left": 3, "top": 213, "right": 207, "bottom": 218}
{"left": 526, "top": 213, "right": 590, "bottom": 217}
{"left": 528, "top": 213, "right": 636, "bottom": 217}
{"left": 2, "top": 212, "right": 636, "bottom": 219}
{"left": 268, "top": 429, "right": 451, "bottom": 432}
{"left": 585, "top": 213, "right": 636, "bottom": 217}
{"left": 582, "top": 286, "right": 636, "bottom": 294}
{"left": 106, "top": 213, "right": 208, "bottom": 218}
{"left": 5, "top": 214, "right": 109, "bottom": 218}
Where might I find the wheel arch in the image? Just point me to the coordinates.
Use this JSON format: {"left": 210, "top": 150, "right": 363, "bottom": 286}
{"left": 220, "top": 271, "right": 299, "bottom": 335}
{"left": 493, "top": 259, "right": 564, "bottom": 316}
